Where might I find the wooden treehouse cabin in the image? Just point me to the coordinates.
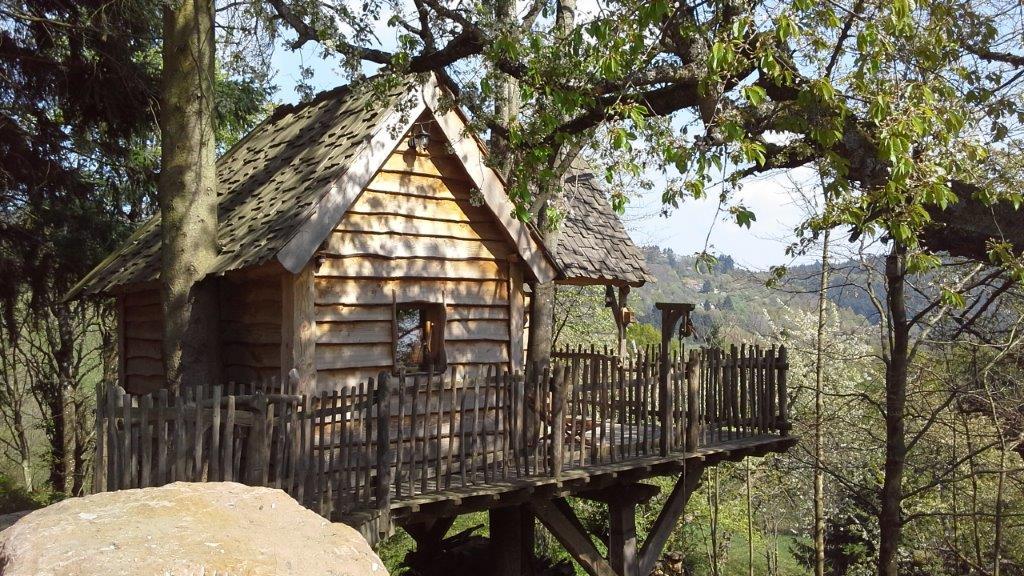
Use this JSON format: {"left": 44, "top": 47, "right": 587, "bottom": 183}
{"left": 72, "top": 74, "right": 797, "bottom": 576}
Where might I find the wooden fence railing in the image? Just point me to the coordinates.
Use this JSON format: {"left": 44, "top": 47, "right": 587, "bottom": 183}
{"left": 93, "top": 345, "right": 789, "bottom": 530}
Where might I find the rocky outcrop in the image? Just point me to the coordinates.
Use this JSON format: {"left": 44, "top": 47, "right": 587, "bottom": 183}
{"left": 0, "top": 482, "right": 387, "bottom": 576}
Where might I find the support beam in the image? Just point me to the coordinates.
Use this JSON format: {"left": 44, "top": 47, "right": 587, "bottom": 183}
{"left": 607, "top": 285, "right": 632, "bottom": 357}
{"left": 654, "top": 302, "right": 694, "bottom": 456}
{"left": 608, "top": 496, "right": 638, "bottom": 576}
{"left": 490, "top": 505, "right": 535, "bottom": 576}
{"left": 577, "top": 482, "right": 660, "bottom": 505}
{"left": 638, "top": 463, "right": 705, "bottom": 576}
{"left": 405, "top": 516, "right": 455, "bottom": 549}
{"left": 530, "top": 498, "right": 617, "bottom": 576}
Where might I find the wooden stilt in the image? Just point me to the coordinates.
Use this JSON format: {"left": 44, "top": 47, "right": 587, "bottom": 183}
{"left": 490, "top": 505, "right": 536, "bottom": 576}
{"left": 608, "top": 496, "right": 638, "bottom": 576}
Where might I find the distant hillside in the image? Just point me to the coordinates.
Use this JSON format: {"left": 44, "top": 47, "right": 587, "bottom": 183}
{"left": 630, "top": 247, "right": 887, "bottom": 336}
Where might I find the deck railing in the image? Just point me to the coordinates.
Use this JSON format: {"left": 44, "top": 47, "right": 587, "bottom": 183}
{"left": 93, "top": 345, "right": 789, "bottom": 528}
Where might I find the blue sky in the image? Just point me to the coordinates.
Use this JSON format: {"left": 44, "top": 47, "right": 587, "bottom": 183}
{"left": 268, "top": 39, "right": 820, "bottom": 270}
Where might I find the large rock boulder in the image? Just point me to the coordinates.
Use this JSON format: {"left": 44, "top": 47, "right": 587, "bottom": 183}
{"left": 0, "top": 482, "right": 387, "bottom": 576}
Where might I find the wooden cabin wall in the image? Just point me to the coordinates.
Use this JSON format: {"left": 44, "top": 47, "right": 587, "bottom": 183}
{"left": 313, "top": 116, "right": 527, "bottom": 390}
{"left": 120, "top": 286, "right": 164, "bottom": 394}
{"left": 119, "top": 270, "right": 285, "bottom": 393}
{"left": 220, "top": 269, "right": 283, "bottom": 387}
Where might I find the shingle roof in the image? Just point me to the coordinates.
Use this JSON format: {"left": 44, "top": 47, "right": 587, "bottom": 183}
{"left": 69, "top": 78, "right": 418, "bottom": 297}
{"left": 555, "top": 171, "right": 654, "bottom": 287}
{"left": 69, "top": 74, "right": 647, "bottom": 296}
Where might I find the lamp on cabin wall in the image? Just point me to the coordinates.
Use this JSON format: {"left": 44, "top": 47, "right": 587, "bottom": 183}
{"left": 408, "top": 123, "right": 431, "bottom": 152}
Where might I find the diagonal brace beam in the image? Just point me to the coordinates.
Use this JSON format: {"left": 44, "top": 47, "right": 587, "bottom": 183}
{"left": 530, "top": 498, "right": 617, "bottom": 576}
{"left": 638, "top": 463, "right": 705, "bottom": 576}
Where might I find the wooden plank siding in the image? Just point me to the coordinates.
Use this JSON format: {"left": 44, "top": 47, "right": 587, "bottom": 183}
{"left": 121, "top": 287, "right": 163, "bottom": 394}
{"left": 221, "top": 272, "right": 283, "bottom": 386}
{"left": 313, "top": 114, "right": 528, "bottom": 390}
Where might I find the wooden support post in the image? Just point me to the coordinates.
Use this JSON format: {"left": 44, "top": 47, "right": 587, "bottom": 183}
{"left": 376, "top": 372, "right": 394, "bottom": 536}
{"left": 776, "top": 346, "right": 791, "bottom": 436}
{"left": 608, "top": 496, "right": 638, "bottom": 576}
{"left": 654, "top": 303, "right": 693, "bottom": 456}
{"left": 607, "top": 285, "right": 631, "bottom": 359}
{"left": 575, "top": 483, "right": 659, "bottom": 576}
{"left": 638, "top": 462, "right": 705, "bottom": 576}
{"left": 685, "top": 350, "right": 700, "bottom": 452}
{"left": 490, "top": 505, "right": 536, "bottom": 576}
{"left": 530, "top": 498, "right": 616, "bottom": 576}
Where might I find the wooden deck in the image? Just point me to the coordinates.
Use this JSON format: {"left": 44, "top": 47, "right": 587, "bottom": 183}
{"left": 387, "top": 432, "right": 796, "bottom": 524}
{"left": 92, "top": 345, "right": 794, "bottom": 541}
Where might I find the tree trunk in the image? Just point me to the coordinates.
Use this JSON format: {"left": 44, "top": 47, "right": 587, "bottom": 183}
{"left": 71, "top": 391, "right": 89, "bottom": 496}
{"left": 527, "top": 223, "right": 559, "bottom": 369}
{"left": 14, "top": 408, "right": 33, "bottom": 492}
{"left": 878, "top": 244, "right": 908, "bottom": 576}
{"left": 525, "top": 0, "right": 575, "bottom": 370}
{"left": 746, "top": 460, "right": 754, "bottom": 576}
{"left": 159, "top": 0, "right": 221, "bottom": 392}
{"left": 488, "top": 0, "right": 519, "bottom": 171}
{"left": 42, "top": 303, "right": 77, "bottom": 494}
{"left": 813, "top": 208, "right": 832, "bottom": 576}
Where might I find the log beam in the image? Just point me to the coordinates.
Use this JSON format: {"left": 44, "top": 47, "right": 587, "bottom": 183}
{"left": 576, "top": 482, "right": 660, "bottom": 505}
{"left": 638, "top": 463, "right": 705, "bottom": 576}
{"left": 530, "top": 498, "right": 617, "bottom": 576}
{"left": 608, "top": 495, "right": 638, "bottom": 576}
{"left": 405, "top": 516, "right": 455, "bottom": 549}
{"left": 490, "top": 505, "right": 535, "bottom": 576}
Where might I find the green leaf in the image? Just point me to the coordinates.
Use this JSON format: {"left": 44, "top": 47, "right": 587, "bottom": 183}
{"left": 940, "top": 287, "right": 966, "bottom": 309}
{"left": 742, "top": 85, "right": 767, "bottom": 106}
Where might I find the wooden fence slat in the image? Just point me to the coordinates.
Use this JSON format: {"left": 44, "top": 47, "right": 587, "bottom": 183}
{"left": 471, "top": 376, "right": 483, "bottom": 484}
{"left": 435, "top": 373, "right": 445, "bottom": 488}
{"left": 140, "top": 394, "right": 152, "bottom": 488}
{"left": 315, "top": 392, "right": 326, "bottom": 514}
{"left": 445, "top": 370, "right": 457, "bottom": 488}
{"left": 395, "top": 372, "right": 407, "bottom": 497}
{"left": 223, "top": 395, "right": 235, "bottom": 482}
{"left": 328, "top": 391, "right": 340, "bottom": 508}
{"left": 409, "top": 376, "right": 420, "bottom": 496}
{"left": 193, "top": 387, "right": 204, "bottom": 482}
{"left": 423, "top": 372, "right": 435, "bottom": 492}
{"left": 93, "top": 383, "right": 107, "bottom": 493}
{"left": 458, "top": 376, "right": 469, "bottom": 487}
{"left": 362, "top": 379, "right": 374, "bottom": 506}
{"left": 120, "top": 388, "right": 131, "bottom": 488}
{"left": 105, "top": 386, "right": 118, "bottom": 491}
{"left": 376, "top": 372, "right": 393, "bottom": 512}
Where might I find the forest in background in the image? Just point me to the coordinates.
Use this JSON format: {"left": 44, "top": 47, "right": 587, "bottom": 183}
{"left": 547, "top": 246, "right": 1024, "bottom": 575}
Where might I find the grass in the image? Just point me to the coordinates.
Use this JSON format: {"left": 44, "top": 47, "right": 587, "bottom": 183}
{"left": 375, "top": 512, "right": 810, "bottom": 576}
{"left": 377, "top": 511, "right": 491, "bottom": 573}
{"left": 721, "top": 534, "right": 808, "bottom": 576}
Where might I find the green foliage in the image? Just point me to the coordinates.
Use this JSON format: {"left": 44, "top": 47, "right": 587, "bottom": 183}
{"left": 625, "top": 322, "right": 661, "bottom": 350}
{"left": 0, "top": 474, "right": 47, "bottom": 515}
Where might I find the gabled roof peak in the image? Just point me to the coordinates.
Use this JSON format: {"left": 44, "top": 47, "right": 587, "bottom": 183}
{"left": 68, "top": 73, "right": 560, "bottom": 298}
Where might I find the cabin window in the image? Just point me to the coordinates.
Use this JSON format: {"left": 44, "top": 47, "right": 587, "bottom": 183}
{"left": 393, "top": 303, "right": 447, "bottom": 373}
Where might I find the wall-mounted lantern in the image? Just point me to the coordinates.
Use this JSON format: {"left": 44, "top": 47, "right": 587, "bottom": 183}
{"left": 408, "top": 123, "right": 431, "bottom": 152}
